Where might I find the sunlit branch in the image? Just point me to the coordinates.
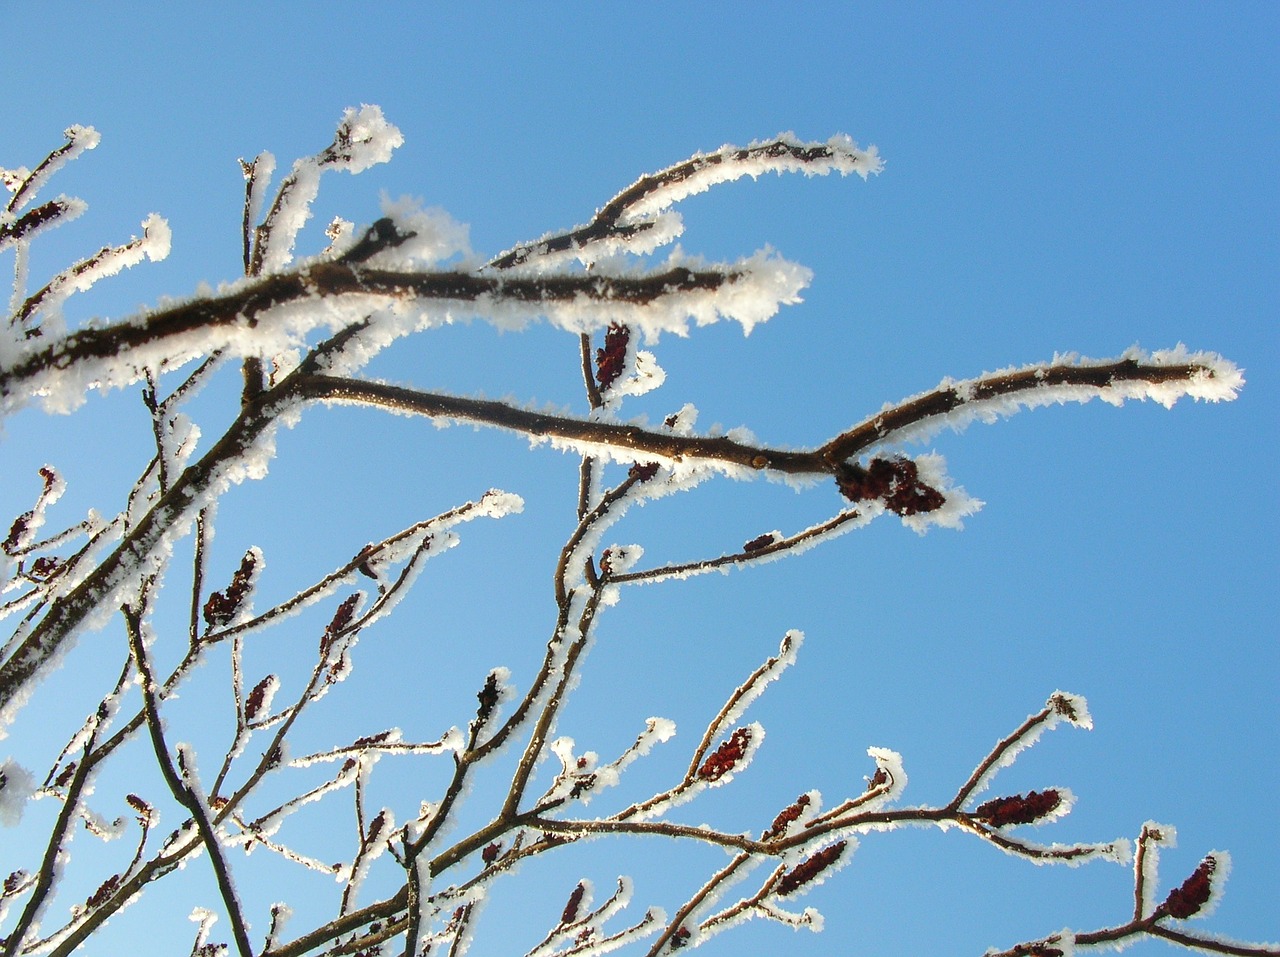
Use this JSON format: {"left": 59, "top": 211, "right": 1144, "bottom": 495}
{"left": 489, "top": 134, "right": 878, "bottom": 270}
{"left": 0, "top": 263, "right": 735, "bottom": 407}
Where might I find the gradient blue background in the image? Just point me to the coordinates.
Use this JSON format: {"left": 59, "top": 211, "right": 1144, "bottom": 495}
{"left": 2, "top": 4, "right": 1276, "bottom": 956}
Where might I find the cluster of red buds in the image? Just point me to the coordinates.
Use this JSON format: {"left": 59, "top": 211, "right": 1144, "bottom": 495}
{"left": 125, "top": 793, "right": 156, "bottom": 827}
{"left": 595, "top": 323, "right": 630, "bottom": 390}
{"left": 203, "top": 550, "right": 260, "bottom": 628}
{"left": 973, "top": 789, "right": 1062, "bottom": 828}
{"left": 1159, "top": 855, "right": 1219, "bottom": 919}
{"left": 1048, "top": 692, "right": 1087, "bottom": 725}
{"left": 3, "top": 871, "right": 28, "bottom": 897}
{"left": 669, "top": 927, "right": 692, "bottom": 949}
{"left": 762, "top": 793, "right": 812, "bottom": 841}
{"left": 835, "top": 457, "right": 945, "bottom": 516}
{"left": 743, "top": 532, "right": 779, "bottom": 553}
{"left": 25, "top": 556, "right": 61, "bottom": 581}
{"left": 697, "top": 727, "right": 753, "bottom": 782}
{"left": 776, "top": 841, "right": 847, "bottom": 897}
{"left": 865, "top": 766, "right": 891, "bottom": 791}
{"left": 482, "top": 841, "right": 502, "bottom": 865}
{"left": 474, "top": 670, "right": 503, "bottom": 726}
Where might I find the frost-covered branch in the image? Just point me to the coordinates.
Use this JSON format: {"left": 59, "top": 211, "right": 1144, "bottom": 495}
{"left": 0, "top": 261, "right": 760, "bottom": 416}
{"left": 294, "top": 346, "right": 1237, "bottom": 480}
{"left": 1, "top": 109, "right": 1263, "bottom": 957}
{"left": 123, "top": 601, "right": 254, "bottom": 957}
{"left": 489, "top": 133, "right": 881, "bottom": 270}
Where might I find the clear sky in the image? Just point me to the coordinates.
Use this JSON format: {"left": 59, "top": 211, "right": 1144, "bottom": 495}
{"left": 2, "top": 4, "right": 1277, "bottom": 956}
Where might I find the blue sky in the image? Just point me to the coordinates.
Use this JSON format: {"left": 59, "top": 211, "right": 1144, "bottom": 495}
{"left": 2, "top": 4, "right": 1277, "bottom": 956}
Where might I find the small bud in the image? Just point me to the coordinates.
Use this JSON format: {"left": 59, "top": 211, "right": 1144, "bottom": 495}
{"left": 776, "top": 840, "right": 847, "bottom": 896}
{"left": 3, "top": 513, "right": 30, "bottom": 554}
{"left": 743, "top": 532, "right": 778, "bottom": 553}
{"left": 482, "top": 842, "right": 502, "bottom": 865}
{"left": 569, "top": 773, "right": 597, "bottom": 799}
{"left": 669, "top": 927, "right": 692, "bottom": 949}
{"left": 762, "top": 793, "right": 812, "bottom": 841}
{"left": 561, "top": 881, "right": 587, "bottom": 924}
{"left": 3, "top": 871, "right": 28, "bottom": 896}
{"left": 352, "top": 730, "right": 394, "bottom": 749}
{"left": 973, "top": 789, "right": 1062, "bottom": 828}
{"left": 366, "top": 810, "right": 388, "bottom": 845}
{"left": 125, "top": 794, "right": 154, "bottom": 824}
{"left": 85, "top": 874, "right": 121, "bottom": 909}
{"left": 356, "top": 543, "right": 379, "bottom": 579}
{"left": 475, "top": 670, "right": 502, "bottom": 725}
{"left": 1026, "top": 946, "right": 1065, "bottom": 957}
{"left": 628, "top": 462, "right": 660, "bottom": 483}
{"left": 27, "top": 556, "right": 61, "bottom": 581}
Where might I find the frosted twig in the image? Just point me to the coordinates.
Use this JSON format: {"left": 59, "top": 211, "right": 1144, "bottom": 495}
{"left": 123, "top": 601, "right": 254, "bottom": 957}
{"left": 292, "top": 349, "right": 1237, "bottom": 481}
{"left": 3, "top": 126, "right": 99, "bottom": 217}
{"left": 489, "top": 133, "right": 880, "bottom": 270}
{"left": 12, "top": 215, "right": 171, "bottom": 332}
{"left": 618, "top": 632, "right": 798, "bottom": 821}
{"left": 645, "top": 853, "right": 752, "bottom": 956}
{"left": 612, "top": 507, "right": 867, "bottom": 584}
{"left": 0, "top": 262, "right": 744, "bottom": 411}
{"left": 948, "top": 692, "right": 1086, "bottom": 811}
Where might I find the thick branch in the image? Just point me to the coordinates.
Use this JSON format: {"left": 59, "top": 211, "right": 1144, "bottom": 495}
{"left": 0, "top": 264, "right": 733, "bottom": 408}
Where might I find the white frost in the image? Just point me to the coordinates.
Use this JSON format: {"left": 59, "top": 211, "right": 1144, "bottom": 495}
{"left": 0, "top": 758, "right": 35, "bottom": 825}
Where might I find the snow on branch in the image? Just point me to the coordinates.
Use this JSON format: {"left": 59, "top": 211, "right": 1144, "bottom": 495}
{"left": 823, "top": 347, "right": 1243, "bottom": 463}
{"left": 0, "top": 254, "right": 805, "bottom": 415}
{"left": 249, "top": 105, "right": 403, "bottom": 276}
{"left": 0, "top": 109, "right": 1263, "bottom": 957}
{"left": 12, "top": 214, "right": 171, "bottom": 334}
{"left": 3, "top": 126, "right": 99, "bottom": 219}
{"left": 490, "top": 132, "right": 880, "bottom": 269}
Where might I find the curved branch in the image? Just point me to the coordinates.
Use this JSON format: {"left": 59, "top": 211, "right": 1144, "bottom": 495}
{"left": 489, "top": 133, "right": 880, "bottom": 270}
